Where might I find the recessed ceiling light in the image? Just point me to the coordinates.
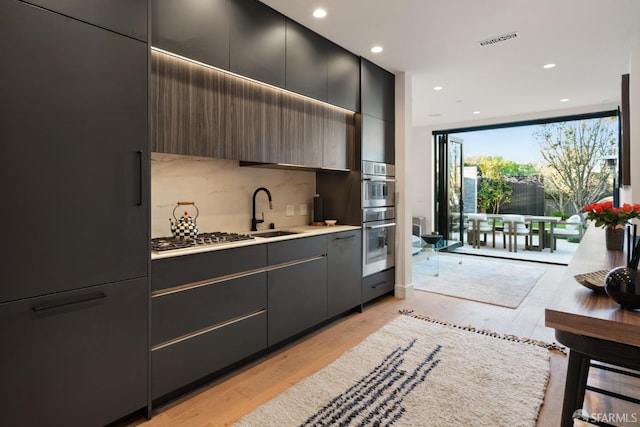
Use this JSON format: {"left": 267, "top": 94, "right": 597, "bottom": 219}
{"left": 371, "top": 46, "right": 383, "bottom": 53}
{"left": 543, "top": 63, "right": 556, "bottom": 69}
{"left": 473, "top": 111, "right": 480, "bottom": 115}
{"left": 433, "top": 86, "right": 443, "bottom": 91}
{"left": 560, "top": 98, "right": 569, "bottom": 102}
{"left": 312, "top": 8, "right": 327, "bottom": 18}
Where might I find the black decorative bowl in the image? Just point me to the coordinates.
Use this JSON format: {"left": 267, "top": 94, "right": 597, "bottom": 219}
{"left": 604, "top": 266, "right": 640, "bottom": 310}
{"left": 421, "top": 234, "right": 443, "bottom": 245}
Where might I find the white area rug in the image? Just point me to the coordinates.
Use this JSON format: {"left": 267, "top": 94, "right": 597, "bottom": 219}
{"left": 413, "top": 254, "right": 546, "bottom": 308}
{"left": 235, "top": 314, "right": 551, "bottom": 427}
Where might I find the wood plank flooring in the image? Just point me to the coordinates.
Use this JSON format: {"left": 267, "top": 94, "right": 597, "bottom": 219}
{"left": 128, "top": 254, "right": 638, "bottom": 426}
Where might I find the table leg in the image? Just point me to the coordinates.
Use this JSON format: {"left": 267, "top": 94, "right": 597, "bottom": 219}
{"left": 560, "top": 349, "right": 590, "bottom": 427}
{"left": 550, "top": 222, "right": 555, "bottom": 253}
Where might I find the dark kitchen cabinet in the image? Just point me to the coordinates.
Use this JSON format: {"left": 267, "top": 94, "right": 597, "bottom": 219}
{"left": 151, "top": 244, "right": 267, "bottom": 291}
{"left": 361, "top": 114, "right": 395, "bottom": 164}
{"left": 363, "top": 267, "right": 395, "bottom": 303}
{"left": 23, "top": 0, "right": 147, "bottom": 41}
{"left": 361, "top": 58, "right": 395, "bottom": 164}
{"left": 285, "top": 19, "right": 328, "bottom": 101}
{"left": 150, "top": 245, "right": 268, "bottom": 401}
{"left": 0, "top": 278, "right": 148, "bottom": 427}
{"left": 327, "top": 230, "right": 362, "bottom": 318}
{"left": 152, "top": 310, "right": 267, "bottom": 400}
{"left": 328, "top": 42, "right": 361, "bottom": 112}
{"left": 229, "top": 0, "right": 286, "bottom": 88}
{"left": 152, "top": 272, "right": 267, "bottom": 345}
{"left": 268, "top": 257, "right": 328, "bottom": 345}
{"left": 0, "top": 1, "right": 149, "bottom": 303}
{"left": 0, "top": 3, "right": 149, "bottom": 425}
{"left": 361, "top": 58, "right": 395, "bottom": 121}
{"left": 267, "top": 235, "right": 328, "bottom": 345}
{"left": 151, "top": 0, "right": 231, "bottom": 70}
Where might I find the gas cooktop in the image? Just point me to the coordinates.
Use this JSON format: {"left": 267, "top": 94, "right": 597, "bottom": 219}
{"left": 151, "top": 231, "right": 254, "bottom": 252}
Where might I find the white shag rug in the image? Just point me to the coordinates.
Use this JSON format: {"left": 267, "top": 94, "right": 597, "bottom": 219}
{"left": 235, "top": 314, "right": 551, "bottom": 427}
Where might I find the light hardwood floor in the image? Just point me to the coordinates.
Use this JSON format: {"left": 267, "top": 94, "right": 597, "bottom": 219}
{"left": 129, "top": 254, "right": 637, "bottom": 426}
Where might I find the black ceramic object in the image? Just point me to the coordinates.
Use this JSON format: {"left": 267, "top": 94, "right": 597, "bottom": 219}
{"left": 604, "top": 266, "right": 640, "bottom": 310}
{"left": 421, "top": 234, "right": 442, "bottom": 245}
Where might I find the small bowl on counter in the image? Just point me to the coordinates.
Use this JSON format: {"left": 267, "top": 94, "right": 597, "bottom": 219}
{"left": 325, "top": 219, "right": 337, "bottom": 226}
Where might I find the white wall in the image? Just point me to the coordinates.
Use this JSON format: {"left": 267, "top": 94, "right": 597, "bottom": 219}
{"left": 621, "top": 42, "right": 640, "bottom": 205}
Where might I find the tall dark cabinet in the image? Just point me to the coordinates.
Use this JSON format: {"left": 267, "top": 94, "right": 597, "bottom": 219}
{"left": 360, "top": 58, "right": 396, "bottom": 164}
{"left": 0, "top": 1, "right": 149, "bottom": 426}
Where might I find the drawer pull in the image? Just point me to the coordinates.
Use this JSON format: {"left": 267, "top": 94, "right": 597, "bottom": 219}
{"left": 334, "top": 234, "right": 356, "bottom": 240}
{"left": 371, "top": 281, "right": 388, "bottom": 289}
{"left": 32, "top": 292, "right": 107, "bottom": 312}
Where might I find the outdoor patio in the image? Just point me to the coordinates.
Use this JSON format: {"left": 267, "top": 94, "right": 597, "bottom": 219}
{"left": 448, "top": 232, "right": 578, "bottom": 265}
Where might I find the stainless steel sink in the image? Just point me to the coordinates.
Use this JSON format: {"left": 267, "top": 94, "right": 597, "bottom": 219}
{"left": 251, "top": 230, "right": 300, "bottom": 238}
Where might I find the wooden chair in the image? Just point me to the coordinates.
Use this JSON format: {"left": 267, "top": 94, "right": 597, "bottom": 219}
{"left": 466, "top": 213, "right": 495, "bottom": 248}
{"left": 500, "top": 214, "right": 530, "bottom": 252}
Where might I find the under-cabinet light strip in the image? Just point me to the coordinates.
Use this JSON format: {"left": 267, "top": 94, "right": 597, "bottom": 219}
{"left": 150, "top": 46, "right": 356, "bottom": 115}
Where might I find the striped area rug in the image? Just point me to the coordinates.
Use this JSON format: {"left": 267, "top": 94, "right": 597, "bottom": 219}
{"left": 235, "top": 313, "right": 552, "bottom": 426}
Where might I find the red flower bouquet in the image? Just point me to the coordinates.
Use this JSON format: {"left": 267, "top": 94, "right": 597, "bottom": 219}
{"left": 583, "top": 201, "right": 640, "bottom": 228}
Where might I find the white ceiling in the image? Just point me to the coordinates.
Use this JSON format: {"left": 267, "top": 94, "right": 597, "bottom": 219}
{"left": 260, "top": 0, "right": 640, "bottom": 129}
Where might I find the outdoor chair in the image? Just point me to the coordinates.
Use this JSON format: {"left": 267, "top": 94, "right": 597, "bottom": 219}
{"left": 500, "top": 214, "right": 530, "bottom": 252}
{"left": 466, "top": 213, "right": 495, "bottom": 248}
{"left": 551, "top": 214, "right": 584, "bottom": 249}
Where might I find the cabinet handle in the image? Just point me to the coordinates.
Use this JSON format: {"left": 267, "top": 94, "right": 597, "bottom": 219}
{"left": 371, "top": 281, "right": 388, "bottom": 289}
{"left": 32, "top": 292, "right": 107, "bottom": 312}
{"left": 137, "top": 150, "right": 144, "bottom": 206}
{"left": 366, "top": 222, "right": 396, "bottom": 230}
{"left": 334, "top": 234, "right": 356, "bottom": 240}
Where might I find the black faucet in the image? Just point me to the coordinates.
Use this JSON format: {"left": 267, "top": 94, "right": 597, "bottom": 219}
{"left": 251, "top": 187, "right": 273, "bottom": 231}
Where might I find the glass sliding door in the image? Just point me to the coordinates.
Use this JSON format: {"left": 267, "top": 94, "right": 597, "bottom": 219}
{"left": 435, "top": 134, "right": 464, "bottom": 245}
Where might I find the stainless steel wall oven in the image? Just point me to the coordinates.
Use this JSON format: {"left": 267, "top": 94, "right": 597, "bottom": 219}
{"left": 362, "top": 161, "right": 396, "bottom": 208}
{"left": 362, "top": 161, "right": 396, "bottom": 277}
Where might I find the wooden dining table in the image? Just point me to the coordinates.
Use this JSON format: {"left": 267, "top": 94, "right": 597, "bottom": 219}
{"left": 545, "top": 224, "right": 640, "bottom": 426}
{"left": 524, "top": 215, "right": 561, "bottom": 252}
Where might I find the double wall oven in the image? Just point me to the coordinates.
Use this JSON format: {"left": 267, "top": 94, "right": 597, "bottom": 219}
{"left": 362, "top": 161, "right": 396, "bottom": 277}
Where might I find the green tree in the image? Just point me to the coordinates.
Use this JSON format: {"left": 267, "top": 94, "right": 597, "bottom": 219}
{"left": 468, "top": 156, "right": 536, "bottom": 213}
{"left": 533, "top": 118, "right": 617, "bottom": 213}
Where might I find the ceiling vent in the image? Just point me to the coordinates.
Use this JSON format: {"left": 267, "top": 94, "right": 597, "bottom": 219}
{"left": 478, "top": 31, "right": 519, "bottom": 47}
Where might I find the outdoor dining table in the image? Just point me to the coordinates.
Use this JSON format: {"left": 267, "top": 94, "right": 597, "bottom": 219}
{"left": 524, "top": 215, "right": 561, "bottom": 253}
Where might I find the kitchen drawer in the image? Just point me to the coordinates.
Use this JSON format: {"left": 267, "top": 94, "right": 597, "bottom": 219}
{"left": 267, "top": 235, "right": 327, "bottom": 265}
{"left": 0, "top": 278, "right": 148, "bottom": 427}
{"left": 152, "top": 272, "right": 267, "bottom": 345}
{"left": 151, "top": 310, "right": 267, "bottom": 400}
{"left": 362, "top": 267, "right": 395, "bottom": 303}
{"left": 152, "top": 244, "right": 267, "bottom": 291}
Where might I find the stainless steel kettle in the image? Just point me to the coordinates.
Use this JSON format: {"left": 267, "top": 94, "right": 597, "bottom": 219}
{"left": 169, "top": 201, "right": 199, "bottom": 240}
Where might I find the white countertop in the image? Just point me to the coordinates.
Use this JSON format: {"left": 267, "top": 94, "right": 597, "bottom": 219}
{"left": 151, "top": 224, "right": 361, "bottom": 260}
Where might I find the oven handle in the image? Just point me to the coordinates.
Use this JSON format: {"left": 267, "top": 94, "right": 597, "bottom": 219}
{"left": 366, "top": 222, "right": 396, "bottom": 230}
{"left": 363, "top": 177, "right": 397, "bottom": 183}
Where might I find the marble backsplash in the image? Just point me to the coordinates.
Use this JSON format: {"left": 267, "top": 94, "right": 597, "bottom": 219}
{"left": 151, "top": 153, "right": 316, "bottom": 237}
